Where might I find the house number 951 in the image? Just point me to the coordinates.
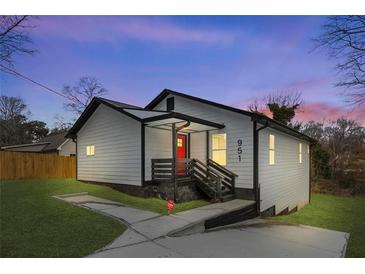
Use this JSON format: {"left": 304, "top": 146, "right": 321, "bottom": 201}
{"left": 237, "top": 139, "right": 243, "bottom": 162}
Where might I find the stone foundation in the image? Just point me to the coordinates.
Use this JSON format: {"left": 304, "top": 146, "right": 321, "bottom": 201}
{"left": 144, "top": 181, "right": 205, "bottom": 203}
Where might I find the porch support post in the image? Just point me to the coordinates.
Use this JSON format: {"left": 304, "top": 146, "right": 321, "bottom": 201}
{"left": 172, "top": 123, "right": 177, "bottom": 202}
{"left": 141, "top": 123, "right": 145, "bottom": 186}
{"left": 253, "top": 119, "right": 269, "bottom": 215}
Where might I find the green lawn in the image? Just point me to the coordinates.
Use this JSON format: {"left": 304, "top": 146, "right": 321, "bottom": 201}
{"left": 273, "top": 193, "right": 365, "bottom": 258}
{"left": 0, "top": 179, "right": 208, "bottom": 257}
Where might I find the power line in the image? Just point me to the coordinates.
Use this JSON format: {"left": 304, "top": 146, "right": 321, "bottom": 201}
{"left": 0, "top": 64, "right": 72, "bottom": 100}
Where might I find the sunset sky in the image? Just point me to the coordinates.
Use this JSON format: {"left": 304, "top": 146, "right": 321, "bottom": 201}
{"left": 1, "top": 16, "right": 364, "bottom": 126}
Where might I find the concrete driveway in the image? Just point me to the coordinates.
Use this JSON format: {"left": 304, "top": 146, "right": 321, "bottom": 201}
{"left": 90, "top": 221, "right": 349, "bottom": 258}
{"left": 54, "top": 193, "right": 349, "bottom": 258}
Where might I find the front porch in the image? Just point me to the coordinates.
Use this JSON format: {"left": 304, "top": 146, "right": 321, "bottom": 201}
{"left": 150, "top": 158, "right": 237, "bottom": 202}
{"left": 121, "top": 108, "right": 250, "bottom": 203}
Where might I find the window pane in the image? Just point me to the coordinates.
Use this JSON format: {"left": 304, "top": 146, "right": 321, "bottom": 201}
{"left": 212, "top": 150, "right": 226, "bottom": 166}
{"left": 299, "top": 143, "right": 302, "bottom": 153}
{"left": 177, "top": 138, "right": 182, "bottom": 147}
{"left": 269, "top": 134, "right": 275, "bottom": 150}
{"left": 91, "top": 145, "right": 95, "bottom": 155}
{"left": 86, "top": 146, "right": 90, "bottom": 155}
{"left": 299, "top": 153, "right": 302, "bottom": 163}
{"left": 269, "top": 150, "right": 275, "bottom": 165}
{"left": 212, "top": 133, "right": 226, "bottom": 150}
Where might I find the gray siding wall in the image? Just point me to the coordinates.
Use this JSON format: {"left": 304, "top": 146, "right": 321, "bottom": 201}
{"left": 190, "top": 131, "right": 207, "bottom": 164}
{"left": 259, "top": 128, "right": 310, "bottom": 214}
{"left": 145, "top": 127, "right": 172, "bottom": 181}
{"left": 152, "top": 95, "right": 254, "bottom": 189}
{"left": 77, "top": 104, "right": 142, "bottom": 185}
{"left": 59, "top": 139, "right": 76, "bottom": 156}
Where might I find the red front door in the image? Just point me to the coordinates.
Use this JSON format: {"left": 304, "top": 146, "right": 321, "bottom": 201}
{"left": 176, "top": 134, "right": 187, "bottom": 175}
{"left": 177, "top": 134, "right": 186, "bottom": 159}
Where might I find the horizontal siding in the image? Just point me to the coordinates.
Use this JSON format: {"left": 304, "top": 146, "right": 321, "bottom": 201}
{"left": 153, "top": 95, "right": 254, "bottom": 189}
{"left": 144, "top": 127, "right": 172, "bottom": 181}
{"left": 77, "top": 104, "right": 142, "bottom": 185}
{"left": 190, "top": 131, "right": 207, "bottom": 164}
{"left": 259, "top": 128, "right": 310, "bottom": 214}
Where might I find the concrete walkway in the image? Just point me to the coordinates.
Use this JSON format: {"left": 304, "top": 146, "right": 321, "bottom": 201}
{"left": 54, "top": 193, "right": 255, "bottom": 250}
{"left": 54, "top": 193, "right": 349, "bottom": 258}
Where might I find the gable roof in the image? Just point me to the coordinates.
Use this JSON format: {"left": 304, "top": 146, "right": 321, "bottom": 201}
{"left": 66, "top": 89, "right": 315, "bottom": 143}
{"left": 66, "top": 97, "right": 142, "bottom": 138}
{"left": 145, "top": 89, "right": 316, "bottom": 143}
{"left": 38, "top": 132, "right": 70, "bottom": 152}
{"left": 1, "top": 142, "right": 50, "bottom": 150}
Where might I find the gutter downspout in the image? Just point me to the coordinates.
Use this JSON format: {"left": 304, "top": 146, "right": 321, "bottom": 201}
{"left": 253, "top": 120, "right": 269, "bottom": 215}
{"left": 72, "top": 137, "right": 77, "bottom": 180}
{"left": 309, "top": 143, "right": 313, "bottom": 204}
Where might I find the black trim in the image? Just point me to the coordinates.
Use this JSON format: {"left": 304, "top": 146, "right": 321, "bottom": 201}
{"left": 309, "top": 144, "right": 312, "bottom": 204}
{"left": 146, "top": 89, "right": 253, "bottom": 117}
{"left": 145, "top": 89, "right": 315, "bottom": 143}
{"left": 142, "top": 112, "right": 225, "bottom": 130}
{"left": 74, "top": 137, "right": 78, "bottom": 180}
{"left": 66, "top": 97, "right": 143, "bottom": 138}
{"left": 172, "top": 123, "right": 177, "bottom": 201}
{"left": 253, "top": 121, "right": 269, "bottom": 215}
{"left": 206, "top": 131, "right": 209, "bottom": 163}
{"left": 187, "top": 133, "right": 191, "bottom": 158}
{"left": 253, "top": 122, "right": 259, "bottom": 213}
{"left": 141, "top": 123, "right": 145, "bottom": 186}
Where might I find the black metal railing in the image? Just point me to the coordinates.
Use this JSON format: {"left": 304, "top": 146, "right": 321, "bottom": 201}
{"left": 151, "top": 158, "right": 236, "bottom": 200}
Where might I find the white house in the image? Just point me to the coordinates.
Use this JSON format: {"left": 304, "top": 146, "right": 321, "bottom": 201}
{"left": 67, "top": 89, "right": 315, "bottom": 216}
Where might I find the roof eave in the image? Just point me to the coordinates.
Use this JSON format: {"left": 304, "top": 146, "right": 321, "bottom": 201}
{"left": 66, "top": 97, "right": 143, "bottom": 139}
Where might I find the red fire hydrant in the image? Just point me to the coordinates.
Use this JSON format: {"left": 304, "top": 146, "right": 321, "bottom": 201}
{"left": 167, "top": 199, "right": 175, "bottom": 214}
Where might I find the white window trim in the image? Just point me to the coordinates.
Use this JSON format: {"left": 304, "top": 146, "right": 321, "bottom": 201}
{"left": 211, "top": 133, "right": 227, "bottom": 166}
{"left": 269, "top": 134, "right": 275, "bottom": 165}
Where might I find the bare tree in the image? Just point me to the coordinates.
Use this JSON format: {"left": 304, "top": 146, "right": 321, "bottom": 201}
{"left": 62, "top": 76, "right": 108, "bottom": 116}
{"left": 0, "top": 16, "right": 35, "bottom": 72}
{"left": 247, "top": 99, "right": 266, "bottom": 114}
{"left": 315, "top": 16, "right": 365, "bottom": 106}
{"left": 49, "top": 114, "right": 73, "bottom": 134}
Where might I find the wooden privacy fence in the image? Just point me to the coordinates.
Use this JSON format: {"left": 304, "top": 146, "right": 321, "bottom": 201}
{"left": 0, "top": 151, "right": 76, "bottom": 180}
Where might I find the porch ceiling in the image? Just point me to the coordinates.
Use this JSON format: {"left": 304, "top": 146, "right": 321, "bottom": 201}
{"left": 140, "top": 112, "right": 225, "bottom": 133}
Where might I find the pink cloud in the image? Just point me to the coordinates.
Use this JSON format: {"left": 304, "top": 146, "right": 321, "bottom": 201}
{"left": 239, "top": 99, "right": 365, "bottom": 125}
{"left": 35, "top": 16, "right": 236, "bottom": 45}
{"left": 295, "top": 102, "right": 365, "bottom": 125}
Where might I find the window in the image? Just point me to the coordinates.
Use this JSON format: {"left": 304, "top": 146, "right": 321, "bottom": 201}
{"left": 177, "top": 137, "right": 183, "bottom": 147}
{"left": 212, "top": 133, "right": 226, "bottom": 166}
{"left": 299, "top": 143, "right": 303, "bottom": 163}
{"left": 307, "top": 145, "right": 310, "bottom": 154}
{"left": 86, "top": 145, "right": 95, "bottom": 156}
{"left": 166, "top": 97, "right": 174, "bottom": 111}
{"left": 269, "top": 134, "right": 275, "bottom": 165}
